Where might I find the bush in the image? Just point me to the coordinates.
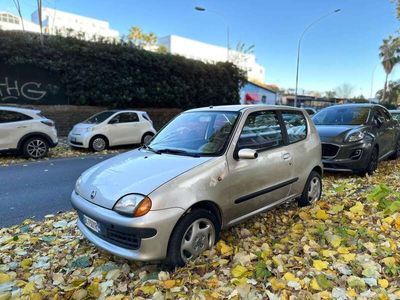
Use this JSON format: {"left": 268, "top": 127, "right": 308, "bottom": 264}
{"left": 0, "top": 30, "right": 246, "bottom": 108}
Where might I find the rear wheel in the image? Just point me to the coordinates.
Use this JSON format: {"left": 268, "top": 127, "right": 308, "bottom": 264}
{"left": 90, "top": 136, "right": 107, "bottom": 152}
{"left": 298, "top": 171, "right": 322, "bottom": 207}
{"left": 165, "top": 209, "right": 219, "bottom": 268}
{"left": 22, "top": 137, "right": 49, "bottom": 159}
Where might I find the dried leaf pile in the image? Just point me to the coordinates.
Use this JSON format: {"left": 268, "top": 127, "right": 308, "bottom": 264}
{"left": 2, "top": 161, "right": 400, "bottom": 299}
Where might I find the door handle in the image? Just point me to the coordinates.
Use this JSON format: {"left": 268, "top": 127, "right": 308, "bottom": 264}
{"left": 17, "top": 126, "right": 27, "bottom": 128}
{"left": 282, "top": 153, "right": 291, "bottom": 160}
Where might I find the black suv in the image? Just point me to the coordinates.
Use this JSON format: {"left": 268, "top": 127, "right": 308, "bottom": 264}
{"left": 312, "top": 104, "right": 400, "bottom": 175}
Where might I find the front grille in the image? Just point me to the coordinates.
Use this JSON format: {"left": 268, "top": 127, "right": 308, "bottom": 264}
{"left": 322, "top": 143, "right": 340, "bottom": 158}
{"left": 105, "top": 227, "right": 140, "bottom": 250}
{"left": 77, "top": 212, "right": 157, "bottom": 250}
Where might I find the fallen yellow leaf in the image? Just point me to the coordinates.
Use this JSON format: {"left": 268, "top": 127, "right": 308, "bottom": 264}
{"left": 231, "top": 265, "right": 248, "bottom": 278}
{"left": 313, "top": 260, "right": 329, "bottom": 271}
{"left": 378, "top": 279, "right": 389, "bottom": 288}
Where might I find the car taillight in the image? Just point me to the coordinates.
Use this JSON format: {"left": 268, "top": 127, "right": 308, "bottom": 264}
{"left": 41, "top": 120, "right": 55, "bottom": 127}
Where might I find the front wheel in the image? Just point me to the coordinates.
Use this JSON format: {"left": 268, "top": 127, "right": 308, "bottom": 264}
{"left": 141, "top": 133, "right": 154, "bottom": 145}
{"left": 165, "top": 209, "right": 219, "bottom": 268}
{"left": 298, "top": 171, "right": 322, "bottom": 207}
{"left": 90, "top": 136, "right": 107, "bottom": 152}
{"left": 359, "top": 147, "right": 378, "bottom": 176}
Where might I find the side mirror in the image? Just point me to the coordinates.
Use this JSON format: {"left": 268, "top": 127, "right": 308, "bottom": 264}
{"left": 238, "top": 148, "right": 258, "bottom": 159}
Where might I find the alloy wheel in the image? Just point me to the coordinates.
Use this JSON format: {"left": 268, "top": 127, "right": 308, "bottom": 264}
{"left": 27, "top": 139, "right": 47, "bottom": 158}
{"left": 143, "top": 134, "right": 153, "bottom": 145}
{"left": 180, "top": 218, "right": 216, "bottom": 262}
{"left": 92, "top": 138, "right": 106, "bottom": 151}
{"left": 308, "top": 176, "right": 321, "bottom": 204}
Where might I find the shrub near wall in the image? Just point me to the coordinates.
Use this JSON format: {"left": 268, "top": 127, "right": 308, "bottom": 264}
{"left": 0, "top": 30, "right": 246, "bottom": 108}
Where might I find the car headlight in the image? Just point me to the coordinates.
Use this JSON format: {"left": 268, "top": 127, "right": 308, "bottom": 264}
{"left": 346, "top": 131, "right": 365, "bottom": 143}
{"left": 113, "top": 194, "right": 152, "bottom": 217}
{"left": 75, "top": 176, "right": 83, "bottom": 195}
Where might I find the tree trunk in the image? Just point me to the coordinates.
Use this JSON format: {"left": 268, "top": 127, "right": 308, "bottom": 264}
{"left": 37, "top": 0, "right": 43, "bottom": 46}
{"left": 382, "top": 73, "right": 389, "bottom": 103}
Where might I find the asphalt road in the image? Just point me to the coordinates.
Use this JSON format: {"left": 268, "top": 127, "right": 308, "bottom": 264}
{"left": 0, "top": 155, "right": 113, "bottom": 228}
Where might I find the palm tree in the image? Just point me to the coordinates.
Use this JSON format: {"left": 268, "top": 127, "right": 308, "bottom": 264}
{"left": 128, "top": 26, "right": 143, "bottom": 46}
{"left": 379, "top": 36, "right": 399, "bottom": 101}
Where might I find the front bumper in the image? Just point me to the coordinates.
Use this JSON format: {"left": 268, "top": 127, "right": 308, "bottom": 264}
{"left": 68, "top": 132, "right": 91, "bottom": 148}
{"left": 322, "top": 141, "right": 372, "bottom": 172}
{"left": 71, "top": 191, "right": 184, "bottom": 261}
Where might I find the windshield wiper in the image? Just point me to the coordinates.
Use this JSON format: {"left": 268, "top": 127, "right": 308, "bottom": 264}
{"left": 157, "top": 148, "right": 200, "bottom": 157}
{"left": 141, "top": 144, "right": 161, "bottom": 154}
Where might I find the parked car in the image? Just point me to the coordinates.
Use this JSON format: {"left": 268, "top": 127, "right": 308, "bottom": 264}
{"left": 312, "top": 104, "right": 400, "bottom": 175}
{"left": 71, "top": 105, "right": 323, "bottom": 266}
{"left": 68, "top": 110, "right": 156, "bottom": 151}
{"left": 389, "top": 109, "right": 400, "bottom": 121}
{"left": 0, "top": 106, "right": 58, "bottom": 159}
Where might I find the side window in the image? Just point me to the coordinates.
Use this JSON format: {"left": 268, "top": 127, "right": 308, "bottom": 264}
{"left": 375, "top": 108, "right": 390, "bottom": 124}
{"left": 0, "top": 110, "right": 32, "bottom": 123}
{"left": 114, "top": 112, "right": 139, "bottom": 123}
{"left": 282, "top": 111, "right": 308, "bottom": 144}
{"left": 238, "top": 110, "right": 284, "bottom": 150}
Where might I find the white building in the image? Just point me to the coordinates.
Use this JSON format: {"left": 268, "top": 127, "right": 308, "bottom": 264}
{"left": 31, "top": 7, "right": 119, "bottom": 42}
{"left": 158, "top": 35, "right": 266, "bottom": 82}
{"left": 0, "top": 11, "right": 40, "bottom": 33}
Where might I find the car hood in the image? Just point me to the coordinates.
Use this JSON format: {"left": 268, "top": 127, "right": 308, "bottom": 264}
{"left": 315, "top": 125, "right": 362, "bottom": 143}
{"left": 77, "top": 149, "right": 214, "bottom": 209}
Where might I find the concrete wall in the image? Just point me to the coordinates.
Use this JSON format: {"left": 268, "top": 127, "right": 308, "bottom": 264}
{"left": 6, "top": 105, "right": 181, "bottom": 136}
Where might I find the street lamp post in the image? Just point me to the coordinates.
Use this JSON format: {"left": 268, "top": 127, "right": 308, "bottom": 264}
{"left": 195, "top": 6, "right": 230, "bottom": 61}
{"left": 294, "top": 9, "right": 341, "bottom": 107}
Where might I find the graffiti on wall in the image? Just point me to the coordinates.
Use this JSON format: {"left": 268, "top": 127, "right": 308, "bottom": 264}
{"left": 0, "top": 63, "right": 66, "bottom": 105}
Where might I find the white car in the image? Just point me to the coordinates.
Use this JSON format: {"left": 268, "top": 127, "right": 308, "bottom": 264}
{"left": 0, "top": 106, "right": 58, "bottom": 159}
{"left": 68, "top": 110, "right": 157, "bottom": 151}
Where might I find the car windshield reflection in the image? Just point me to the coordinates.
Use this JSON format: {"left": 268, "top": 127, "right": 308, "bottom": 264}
{"left": 148, "top": 111, "right": 239, "bottom": 156}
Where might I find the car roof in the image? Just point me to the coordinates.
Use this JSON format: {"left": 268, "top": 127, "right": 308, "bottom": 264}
{"left": 322, "top": 103, "right": 385, "bottom": 109}
{"left": 0, "top": 105, "right": 41, "bottom": 114}
{"left": 186, "top": 104, "right": 304, "bottom": 113}
{"left": 104, "top": 109, "right": 146, "bottom": 114}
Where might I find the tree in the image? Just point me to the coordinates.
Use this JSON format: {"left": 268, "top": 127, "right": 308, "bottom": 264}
{"left": 12, "top": 0, "right": 24, "bottom": 31}
{"left": 128, "top": 26, "right": 143, "bottom": 46}
{"left": 324, "top": 90, "right": 336, "bottom": 98}
{"left": 376, "top": 79, "right": 400, "bottom": 106}
{"left": 379, "top": 36, "right": 399, "bottom": 102}
{"left": 335, "top": 83, "right": 354, "bottom": 98}
{"left": 229, "top": 42, "right": 255, "bottom": 75}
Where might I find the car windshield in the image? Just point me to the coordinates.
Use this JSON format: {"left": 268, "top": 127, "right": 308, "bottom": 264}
{"left": 148, "top": 111, "right": 239, "bottom": 156}
{"left": 313, "top": 107, "right": 370, "bottom": 125}
{"left": 84, "top": 111, "right": 116, "bottom": 124}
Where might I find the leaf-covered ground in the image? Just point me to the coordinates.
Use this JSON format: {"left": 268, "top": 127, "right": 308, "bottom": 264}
{"left": 2, "top": 161, "right": 400, "bottom": 299}
{"left": 0, "top": 143, "right": 129, "bottom": 167}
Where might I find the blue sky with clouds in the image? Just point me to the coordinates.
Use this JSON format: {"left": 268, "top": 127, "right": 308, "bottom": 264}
{"left": 2, "top": 0, "right": 398, "bottom": 97}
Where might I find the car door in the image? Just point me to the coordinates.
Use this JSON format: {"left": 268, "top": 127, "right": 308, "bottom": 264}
{"left": 374, "top": 107, "right": 393, "bottom": 156}
{"left": 225, "top": 109, "right": 294, "bottom": 223}
{"left": 0, "top": 110, "right": 32, "bottom": 150}
{"left": 108, "top": 112, "right": 140, "bottom": 145}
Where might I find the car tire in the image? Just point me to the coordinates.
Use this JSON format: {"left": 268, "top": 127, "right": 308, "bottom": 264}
{"left": 165, "top": 208, "right": 220, "bottom": 268}
{"left": 141, "top": 133, "right": 154, "bottom": 145}
{"left": 22, "top": 136, "right": 49, "bottom": 159}
{"left": 298, "top": 171, "right": 322, "bottom": 207}
{"left": 360, "top": 146, "right": 379, "bottom": 176}
{"left": 389, "top": 138, "right": 400, "bottom": 160}
{"left": 89, "top": 136, "right": 108, "bottom": 152}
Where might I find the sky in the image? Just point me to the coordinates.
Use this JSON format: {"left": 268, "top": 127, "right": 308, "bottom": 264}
{"left": 1, "top": 0, "right": 399, "bottom": 98}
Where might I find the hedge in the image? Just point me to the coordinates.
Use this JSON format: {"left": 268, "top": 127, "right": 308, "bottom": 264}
{"left": 0, "top": 30, "right": 247, "bottom": 108}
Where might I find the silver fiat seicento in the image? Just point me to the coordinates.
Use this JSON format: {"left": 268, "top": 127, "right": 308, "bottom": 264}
{"left": 71, "top": 105, "right": 323, "bottom": 267}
